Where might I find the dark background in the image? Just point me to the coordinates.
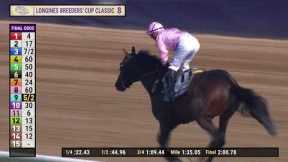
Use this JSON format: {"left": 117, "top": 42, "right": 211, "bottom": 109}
{"left": 1, "top": 0, "right": 288, "bottom": 38}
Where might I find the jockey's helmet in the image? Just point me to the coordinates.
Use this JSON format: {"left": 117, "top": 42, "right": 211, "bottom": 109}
{"left": 147, "top": 22, "right": 164, "bottom": 39}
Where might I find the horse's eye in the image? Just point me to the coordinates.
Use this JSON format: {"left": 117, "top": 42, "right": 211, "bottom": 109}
{"left": 119, "top": 63, "right": 124, "bottom": 71}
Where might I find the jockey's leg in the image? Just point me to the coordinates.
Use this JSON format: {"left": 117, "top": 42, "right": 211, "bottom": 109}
{"left": 164, "top": 34, "right": 199, "bottom": 102}
{"left": 171, "top": 33, "right": 200, "bottom": 71}
{"left": 166, "top": 69, "right": 177, "bottom": 102}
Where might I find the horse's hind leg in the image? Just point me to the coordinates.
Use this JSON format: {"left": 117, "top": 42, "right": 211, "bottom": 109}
{"left": 196, "top": 117, "right": 218, "bottom": 146}
{"left": 196, "top": 117, "right": 218, "bottom": 162}
{"left": 217, "top": 107, "right": 237, "bottom": 148}
{"left": 158, "top": 123, "right": 181, "bottom": 162}
{"left": 216, "top": 95, "right": 240, "bottom": 148}
{"left": 201, "top": 111, "right": 236, "bottom": 162}
{"left": 202, "top": 98, "right": 239, "bottom": 162}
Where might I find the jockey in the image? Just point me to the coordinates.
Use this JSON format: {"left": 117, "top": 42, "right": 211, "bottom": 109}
{"left": 147, "top": 21, "right": 200, "bottom": 102}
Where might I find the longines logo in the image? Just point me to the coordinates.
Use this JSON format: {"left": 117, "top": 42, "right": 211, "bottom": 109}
{"left": 13, "top": 6, "right": 30, "bottom": 15}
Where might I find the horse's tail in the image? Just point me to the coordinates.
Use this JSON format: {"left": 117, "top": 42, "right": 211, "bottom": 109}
{"left": 229, "top": 75, "right": 277, "bottom": 136}
{"left": 232, "top": 82, "right": 263, "bottom": 116}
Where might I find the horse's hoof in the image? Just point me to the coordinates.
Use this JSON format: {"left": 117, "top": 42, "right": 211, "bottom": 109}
{"left": 182, "top": 157, "right": 194, "bottom": 162}
{"left": 172, "top": 159, "right": 182, "bottom": 162}
{"left": 198, "top": 157, "right": 206, "bottom": 162}
{"left": 198, "top": 157, "right": 213, "bottom": 162}
{"left": 166, "top": 157, "right": 182, "bottom": 162}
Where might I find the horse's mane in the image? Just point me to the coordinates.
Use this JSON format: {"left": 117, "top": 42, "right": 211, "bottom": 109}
{"left": 136, "top": 50, "right": 164, "bottom": 69}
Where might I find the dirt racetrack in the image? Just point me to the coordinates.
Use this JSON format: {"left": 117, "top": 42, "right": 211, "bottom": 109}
{"left": 0, "top": 21, "right": 287, "bottom": 162}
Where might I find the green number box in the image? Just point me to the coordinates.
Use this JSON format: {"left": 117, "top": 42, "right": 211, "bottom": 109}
{"left": 10, "top": 117, "right": 21, "bottom": 125}
{"left": 10, "top": 63, "right": 22, "bottom": 74}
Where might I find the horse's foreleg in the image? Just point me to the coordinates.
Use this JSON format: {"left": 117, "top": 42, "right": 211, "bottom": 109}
{"left": 158, "top": 123, "right": 181, "bottom": 162}
{"left": 157, "top": 124, "right": 172, "bottom": 147}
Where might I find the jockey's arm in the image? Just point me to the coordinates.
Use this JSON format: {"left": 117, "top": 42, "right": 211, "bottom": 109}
{"left": 157, "top": 38, "right": 169, "bottom": 65}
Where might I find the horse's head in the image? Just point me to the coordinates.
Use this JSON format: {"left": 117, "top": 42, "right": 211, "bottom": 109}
{"left": 115, "top": 46, "right": 164, "bottom": 91}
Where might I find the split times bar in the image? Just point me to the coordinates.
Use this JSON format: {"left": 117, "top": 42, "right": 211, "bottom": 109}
{"left": 9, "top": 24, "right": 36, "bottom": 157}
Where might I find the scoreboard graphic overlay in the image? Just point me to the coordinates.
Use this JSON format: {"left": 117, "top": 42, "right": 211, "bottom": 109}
{"left": 9, "top": 24, "right": 36, "bottom": 157}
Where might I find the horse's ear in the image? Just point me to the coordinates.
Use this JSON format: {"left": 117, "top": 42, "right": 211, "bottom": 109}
{"left": 122, "top": 48, "right": 128, "bottom": 56}
{"left": 131, "top": 46, "right": 136, "bottom": 55}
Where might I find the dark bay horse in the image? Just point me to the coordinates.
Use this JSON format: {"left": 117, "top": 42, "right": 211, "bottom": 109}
{"left": 115, "top": 47, "right": 277, "bottom": 162}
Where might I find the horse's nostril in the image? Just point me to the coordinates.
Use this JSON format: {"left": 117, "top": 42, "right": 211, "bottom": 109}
{"left": 115, "top": 82, "right": 125, "bottom": 91}
{"left": 116, "top": 86, "right": 125, "bottom": 91}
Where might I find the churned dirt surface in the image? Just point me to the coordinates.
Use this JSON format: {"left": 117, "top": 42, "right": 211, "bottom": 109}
{"left": 0, "top": 21, "right": 287, "bottom": 162}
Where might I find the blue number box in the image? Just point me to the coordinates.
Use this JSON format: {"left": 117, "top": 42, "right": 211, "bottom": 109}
{"left": 10, "top": 48, "right": 22, "bottom": 55}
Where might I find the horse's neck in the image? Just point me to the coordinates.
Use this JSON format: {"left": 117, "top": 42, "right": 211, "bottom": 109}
{"left": 140, "top": 73, "right": 158, "bottom": 95}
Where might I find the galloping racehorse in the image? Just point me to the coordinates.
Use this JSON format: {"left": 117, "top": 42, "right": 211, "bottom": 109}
{"left": 115, "top": 47, "right": 277, "bottom": 162}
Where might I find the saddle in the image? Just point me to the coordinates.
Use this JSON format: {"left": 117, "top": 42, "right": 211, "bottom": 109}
{"left": 157, "top": 67, "right": 204, "bottom": 101}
